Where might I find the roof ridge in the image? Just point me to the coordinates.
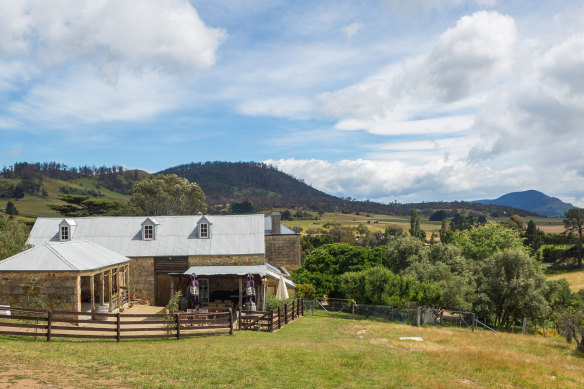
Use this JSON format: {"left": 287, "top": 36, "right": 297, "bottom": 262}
{"left": 46, "top": 243, "right": 78, "bottom": 271}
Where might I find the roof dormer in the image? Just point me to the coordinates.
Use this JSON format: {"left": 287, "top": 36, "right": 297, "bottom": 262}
{"left": 59, "top": 219, "right": 77, "bottom": 242}
{"left": 197, "top": 216, "right": 212, "bottom": 239}
{"left": 141, "top": 217, "right": 159, "bottom": 241}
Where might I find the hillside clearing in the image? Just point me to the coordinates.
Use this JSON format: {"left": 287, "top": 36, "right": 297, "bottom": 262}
{"left": 0, "top": 314, "right": 582, "bottom": 388}
{"left": 547, "top": 269, "right": 584, "bottom": 292}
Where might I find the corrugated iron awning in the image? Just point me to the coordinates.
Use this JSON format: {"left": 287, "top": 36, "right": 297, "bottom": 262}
{"left": 183, "top": 265, "right": 267, "bottom": 277}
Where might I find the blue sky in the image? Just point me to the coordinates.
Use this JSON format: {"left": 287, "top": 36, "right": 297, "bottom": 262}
{"left": 1, "top": 1, "right": 583, "bottom": 205}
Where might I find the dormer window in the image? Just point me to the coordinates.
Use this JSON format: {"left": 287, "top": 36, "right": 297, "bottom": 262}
{"left": 61, "top": 226, "right": 69, "bottom": 241}
{"left": 59, "top": 219, "right": 76, "bottom": 241}
{"left": 141, "top": 217, "right": 159, "bottom": 241}
{"left": 144, "top": 225, "right": 153, "bottom": 240}
{"left": 200, "top": 223, "right": 208, "bottom": 238}
{"left": 197, "top": 216, "right": 212, "bottom": 239}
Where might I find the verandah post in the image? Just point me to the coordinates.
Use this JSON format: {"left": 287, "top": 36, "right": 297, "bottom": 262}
{"left": 229, "top": 308, "right": 233, "bottom": 335}
{"left": 116, "top": 312, "right": 121, "bottom": 342}
{"left": 238, "top": 307, "right": 242, "bottom": 331}
{"left": 46, "top": 310, "right": 52, "bottom": 342}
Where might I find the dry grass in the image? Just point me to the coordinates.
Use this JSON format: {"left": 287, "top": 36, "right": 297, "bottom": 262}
{"left": 547, "top": 269, "right": 584, "bottom": 292}
{"left": 0, "top": 314, "right": 582, "bottom": 388}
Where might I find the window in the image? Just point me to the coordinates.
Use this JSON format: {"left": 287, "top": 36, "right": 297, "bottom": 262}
{"left": 60, "top": 226, "right": 69, "bottom": 241}
{"left": 200, "top": 223, "right": 208, "bottom": 238}
{"left": 144, "top": 225, "right": 153, "bottom": 240}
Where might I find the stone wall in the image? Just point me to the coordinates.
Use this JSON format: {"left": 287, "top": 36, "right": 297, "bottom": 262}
{"left": 0, "top": 272, "right": 80, "bottom": 312}
{"left": 188, "top": 254, "right": 265, "bottom": 266}
{"left": 265, "top": 235, "right": 301, "bottom": 270}
{"left": 129, "top": 257, "right": 155, "bottom": 303}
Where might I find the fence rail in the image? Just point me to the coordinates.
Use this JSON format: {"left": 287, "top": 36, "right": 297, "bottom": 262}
{"left": 238, "top": 298, "right": 304, "bottom": 332}
{"left": 0, "top": 307, "right": 233, "bottom": 341}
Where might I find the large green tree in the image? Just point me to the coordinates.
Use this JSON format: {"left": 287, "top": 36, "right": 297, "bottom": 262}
{"left": 477, "top": 248, "right": 549, "bottom": 328}
{"left": 130, "top": 174, "right": 206, "bottom": 216}
{"left": 564, "top": 208, "right": 584, "bottom": 268}
{"left": 454, "top": 223, "right": 525, "bottom": 262}
{"left": 409, "top": 209, "right": 425, "bottom": 241}
{"left": 0, "top": 218, "right": 31, "bottom": 260}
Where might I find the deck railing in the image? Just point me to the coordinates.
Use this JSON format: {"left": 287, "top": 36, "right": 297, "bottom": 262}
{"left": 0, "top": 307, "right": 233, "bottom": 341}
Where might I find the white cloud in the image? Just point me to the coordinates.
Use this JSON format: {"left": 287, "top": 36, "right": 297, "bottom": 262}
{"left": 0, "top": 0, "right": 226, "bottom": 124}
{"left": 342, "top": 22, "right": 362, "bottom": 39}
{"left": 237, "top": 97, "right": 314, "bottom": 119}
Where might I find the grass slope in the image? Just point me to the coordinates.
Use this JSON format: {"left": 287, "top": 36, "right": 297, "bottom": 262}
{"left": 0, "top": 176, "right": 130, "bottom": 218}
{"left": 0, "top": 314, "right": 582, "bottom": 388}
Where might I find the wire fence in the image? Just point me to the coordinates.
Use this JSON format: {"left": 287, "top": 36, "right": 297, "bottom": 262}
{"left": 304, "top": 298, "right": 493, "bottom": 332}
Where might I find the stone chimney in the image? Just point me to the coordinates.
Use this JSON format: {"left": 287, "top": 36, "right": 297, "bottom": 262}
{"left": 270, "top": 212, "right": 281, "bottom": 235}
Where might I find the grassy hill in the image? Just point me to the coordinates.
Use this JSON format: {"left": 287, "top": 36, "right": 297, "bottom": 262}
{"left": 0, "top": 175, "right": 134, "bottom": 218}
{"left": 1, "top": 314, "right": 582, "bottom": 388}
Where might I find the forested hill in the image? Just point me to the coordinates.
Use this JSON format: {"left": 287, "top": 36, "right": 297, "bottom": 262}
{"left": 159, "top": 162, "right": 337, "bottom": 208}
{"left": 475, "top": 190, "right": 575, "bottom": 217}
{"left": 159, "top": 162, "right": 538, "bottom": 217}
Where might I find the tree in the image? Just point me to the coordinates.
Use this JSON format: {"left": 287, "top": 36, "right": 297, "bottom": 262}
{"left": 560, "top": 306, "right": 584, "bottom": 353}
{"left": 439, "top": 218, "right": 455, "bottom": 244}
{"left": 525, "top": 220, "right": 544, "bottom": 254}
{"left": 230, "top": 201, "right": 254, "bottom": 214}
{"left": 49, "top": 195, "right": 135, "bottom": 216}
{"left": 409, "top": 209, "right": 425, "bottom": 241}
{"left": 130, "top": 174, "right": 206, "bottom": 216}
{"left": 564, "top": 208, "right": 584, "bottom": 268}
{"left": 0, "top": 219, "right": 31, "bottom": 260}
{"left": 384, "top": 236, "right": 426, "bottom": 274}
{"left": 5, "top": 201, "right": 18, "bottom": 215}
{"left": 478, "top": 248, "right": 549, "bottom": 328}
{"left": 454, "top": 223, "right": 525, "bottom": 262}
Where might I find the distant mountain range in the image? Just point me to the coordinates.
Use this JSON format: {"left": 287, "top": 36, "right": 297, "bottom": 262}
{"left": 474, "top": 190, "right": 575, "bottom": 217}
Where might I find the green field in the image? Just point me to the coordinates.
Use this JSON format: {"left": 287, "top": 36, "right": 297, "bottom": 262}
{"left": 0, "top": 314, "right": 582, "bottom": 388}
{"left": 0, "top": 176, "right": 131, "bottom": 218}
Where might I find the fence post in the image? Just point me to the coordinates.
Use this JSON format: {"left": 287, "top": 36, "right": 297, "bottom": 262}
{"left": 284, "top": 303, "right": 288, "bottom": 325}
{"left": 46, "top": 310, "right": 52, "bottom": 342}
{"left": 269, "top": 309, "right": 274, "bottom": 332}
{"left": 522, "top": 317, "right": 527, "bottom": 335}
{"left": 311, "top": 299, "right": 314, "bottom": 316}
{"left": 352, "top": 302, "right": 355, "bottom": 320}
{"left": 238, "top": 307, "right": 242, "bottom": 331}
{"left": 175, "top": 313, "right": 180, "bottom": 340}
{"left": 229, "top": 308, "right": 233, "bottom": 335}
{"left": 301, "top": 298, "right": 304, "bottom": 316}
{"left": 291, "top": 300, "right": 295, "bottom": 320}
{"left": 297, "top": 299, "right": 300, "bottom": 318}
{"left": 116, "top": 312, "right": 121, "bottom": 342}
{"left": 278, "top": 306, "right": 281, "bottom": 329}
{"left": 472, "top": 314, "right": 476, "bottom": 332}
{"left": 415, "top": 306, "right": 421, "bottom": 327}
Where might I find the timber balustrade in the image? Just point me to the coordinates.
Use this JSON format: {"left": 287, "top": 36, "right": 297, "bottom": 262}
{"left": 0, "top": 307, "right": 233, "bottom": 341}
{"left": 238, "top": 298, "right": 304, "bottom": 332}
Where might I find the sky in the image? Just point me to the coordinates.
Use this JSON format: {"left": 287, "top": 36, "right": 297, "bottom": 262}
{"left": 1, "top": 0, "right": 583, "bottom": 206}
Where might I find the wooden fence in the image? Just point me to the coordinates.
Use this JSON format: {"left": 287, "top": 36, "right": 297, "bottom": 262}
{"left": 0, "top": 307, "right": 233, "bottom": 341}
{"left": 238, "top": 298, "right": 304, "bottom": 332}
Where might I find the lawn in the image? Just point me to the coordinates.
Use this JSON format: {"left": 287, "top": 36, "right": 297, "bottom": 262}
{"left": 0, "top": 313, "right": 582, "bottom": 388}
{"left": 547, "top": 269, "right": 584, "bottom": 292}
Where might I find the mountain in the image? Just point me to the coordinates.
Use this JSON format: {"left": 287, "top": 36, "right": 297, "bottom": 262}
{"left": 474, "top": 190, "right": 575, "bottom": 217}
{"left": 159, "top": 161, "right": 337, "bottom": 208}
{"left": 160, "top": 162, "right": 538, "bottom": 218}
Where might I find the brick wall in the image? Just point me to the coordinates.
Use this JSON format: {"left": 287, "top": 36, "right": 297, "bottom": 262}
{"left": 265, "top": 235, "right": 301, "bottom": 270}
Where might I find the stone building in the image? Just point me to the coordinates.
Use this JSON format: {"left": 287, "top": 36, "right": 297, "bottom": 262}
{"left": 22, "top": 214, "right": 297, "bottom": 310}
{"left": 0, "top": 240, "right": 130, "bottom": 313}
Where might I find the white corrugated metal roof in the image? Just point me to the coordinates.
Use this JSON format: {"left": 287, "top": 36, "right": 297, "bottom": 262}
{"left": 0, "top": 241, "right": 130, "bottom": 272}
{"left": 184, "top": 265, "right": 267, "bottom": 276}
{"left": 28, "top": 215, "right": 266, "bottom": 257}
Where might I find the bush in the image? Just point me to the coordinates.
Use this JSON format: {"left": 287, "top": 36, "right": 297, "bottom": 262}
{"left": 266, "top": 294, "right": 293, "bottom": 311}
{"left": 295, "top": 284, "right": 315, "bottom": 300}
